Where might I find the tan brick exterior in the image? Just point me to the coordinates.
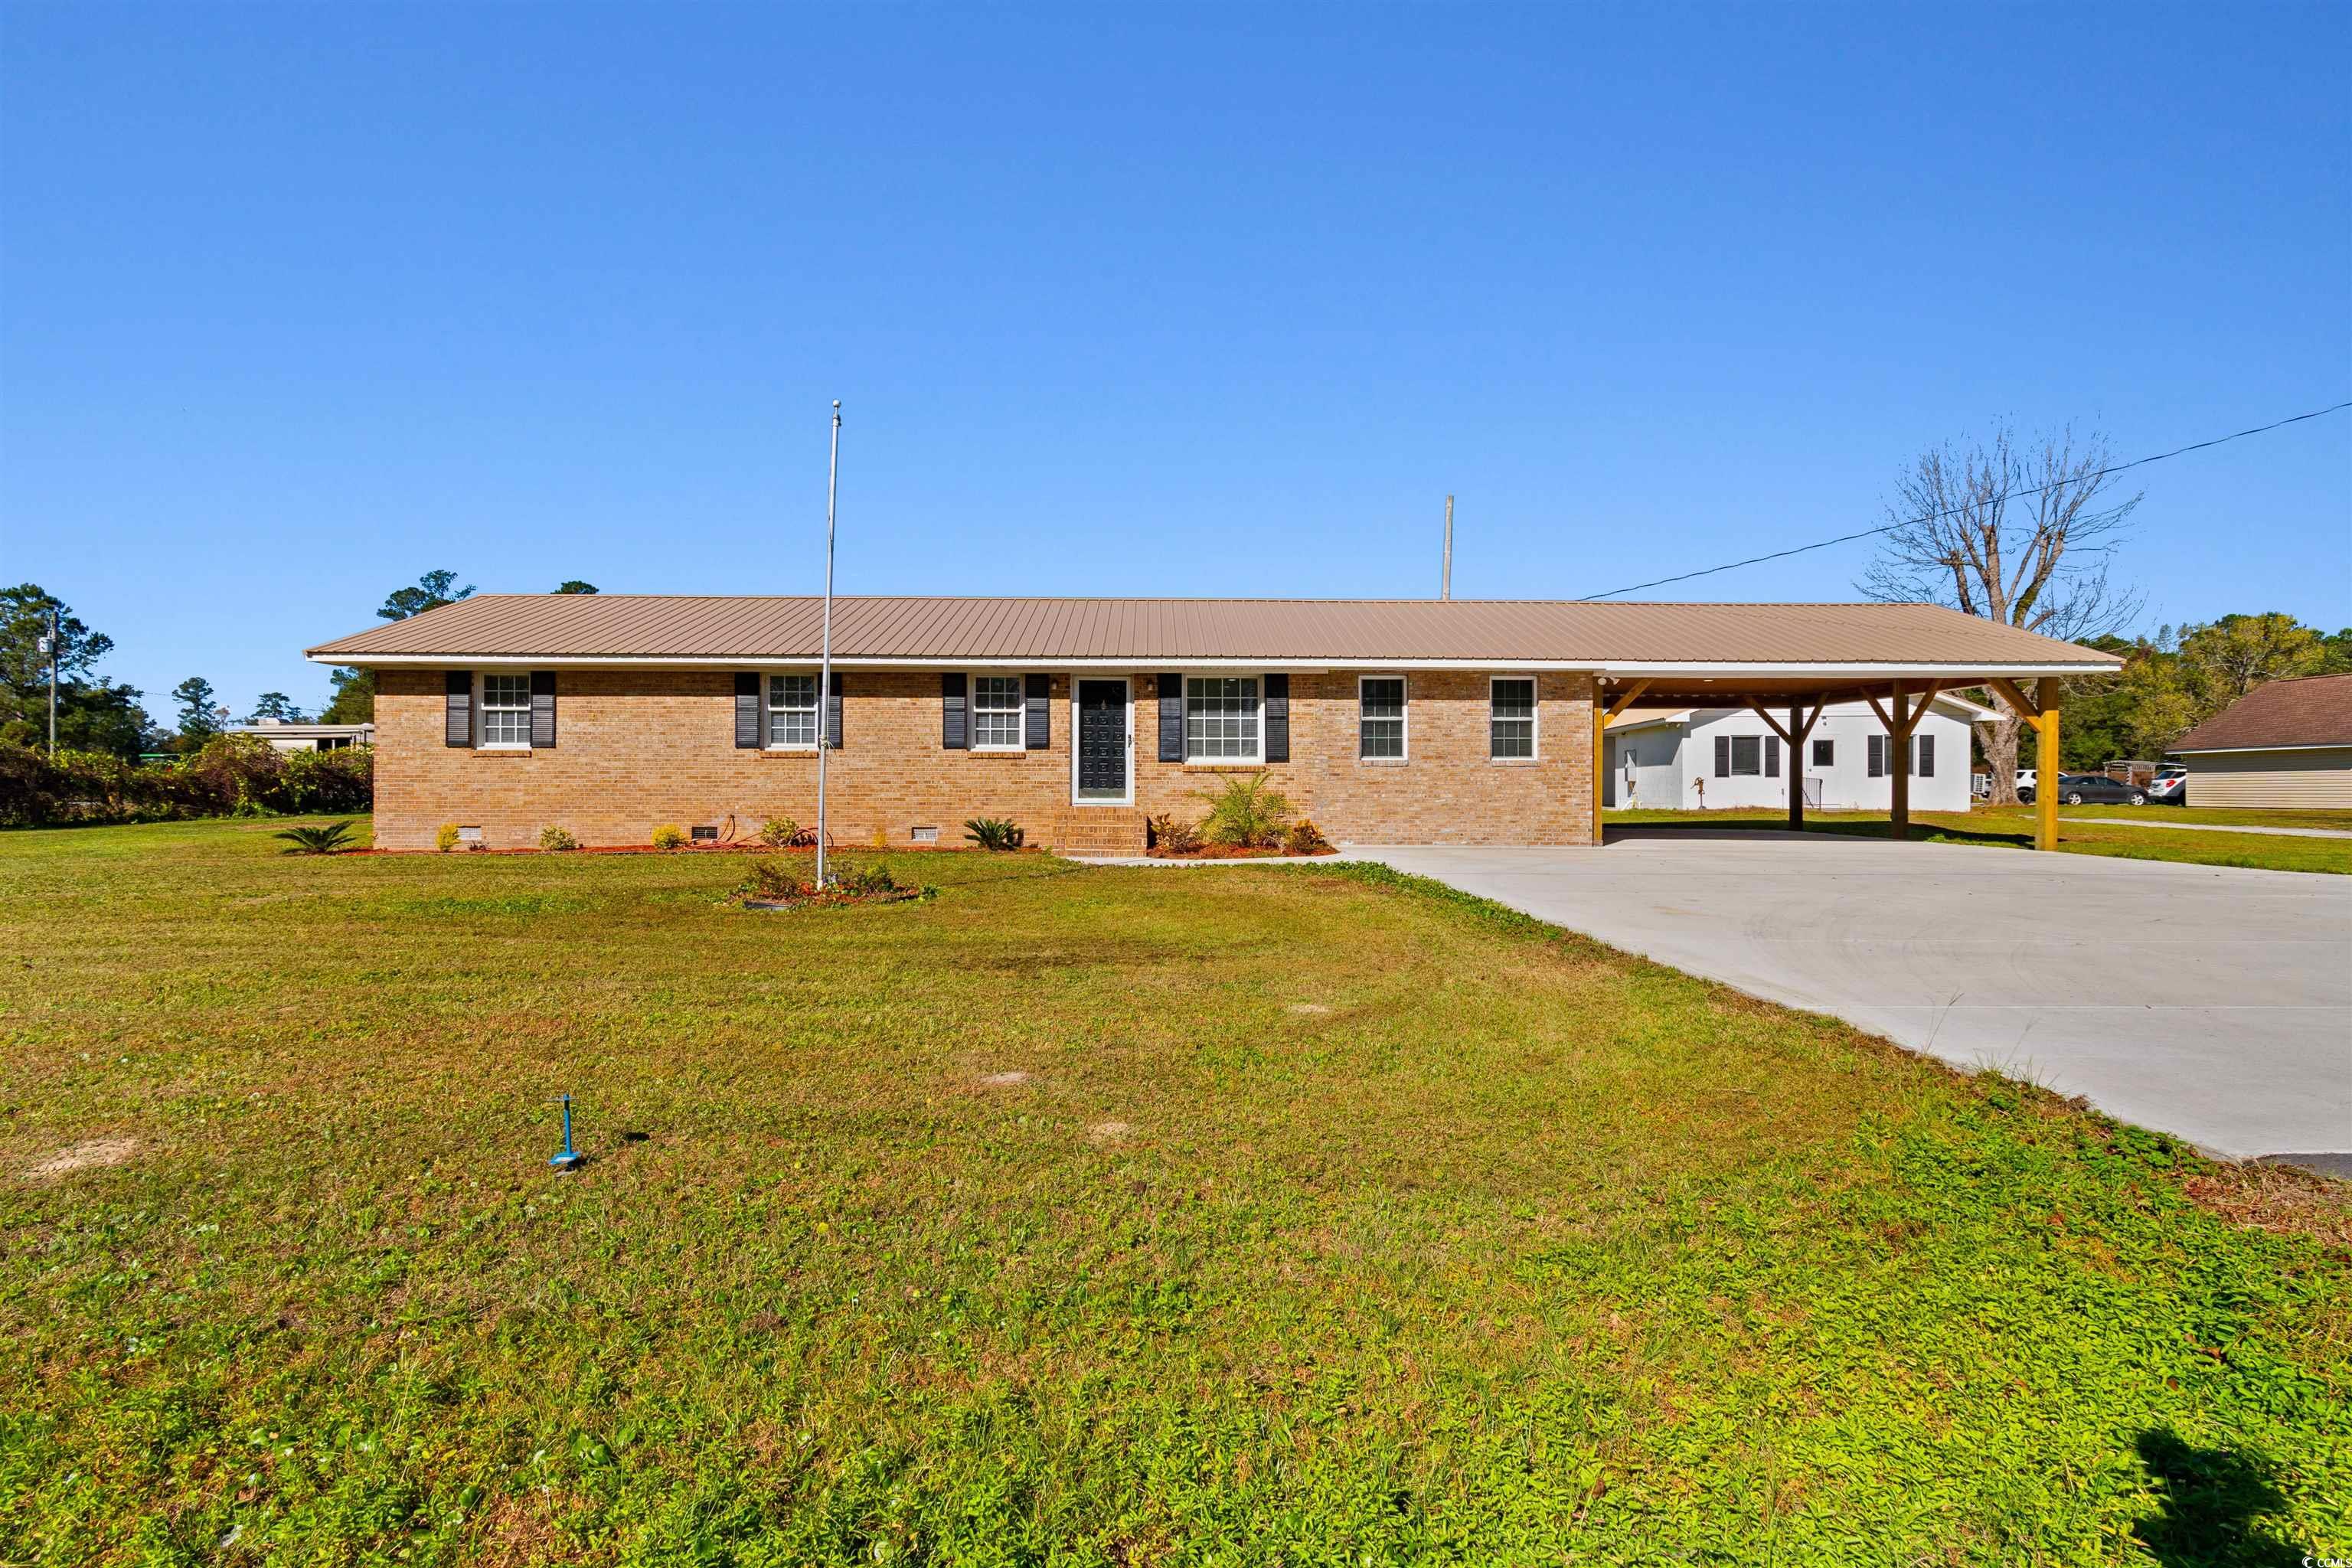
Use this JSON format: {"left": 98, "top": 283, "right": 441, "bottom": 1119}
{"left": 372, "top": 668, "right": 1596, "bottom": 850}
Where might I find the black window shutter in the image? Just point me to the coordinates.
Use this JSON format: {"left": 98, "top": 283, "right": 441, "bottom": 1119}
{"left": 444, "top": 671, "right": 472, "bottom": 747}
{"left": 1263, "top": 674, "right": 1290, "bottom": 763}
{"left": 942, "top": 673, "right": 968, "bottom": 750}
{"left": 1024, "top": 674, "right": 1050, "bottom": 750}
{"left": 1713, "top": 734, "right": 1730, "bottom": 778}
{"left": 1867, "top": 734, "right": 1885, "bottom": 778}
{"left": 1916, "top": 733, "right": 1934, "bottom": 778}
{"left": 1158, "top": 674, "right": 1185, "bottom": 763}
{"left": 1764, "top": 733, "right": 1779, "bottom": 777}
{"left": 825, "top": 671, "right": 844, "bottom": 750}
{"left": 733, "top": 673, "right": 761, "bottom": 748}
{"left": 530, "top": 671, "right": 557, "bottom": 749}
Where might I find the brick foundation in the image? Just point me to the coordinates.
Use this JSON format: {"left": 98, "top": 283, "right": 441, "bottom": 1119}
{"left": 372, "top": 668, "right": 1596, "bottom": 850}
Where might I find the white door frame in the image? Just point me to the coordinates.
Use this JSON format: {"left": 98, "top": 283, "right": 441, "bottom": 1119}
{"left": 1069, "top": 675, "right": 1134, "bottom": 805}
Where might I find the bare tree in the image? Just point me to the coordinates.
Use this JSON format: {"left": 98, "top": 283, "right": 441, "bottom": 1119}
{"left": 1858, "top": 422, "right": 2142, "bottom": 803}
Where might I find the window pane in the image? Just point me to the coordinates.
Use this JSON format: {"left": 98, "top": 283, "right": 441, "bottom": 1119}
{"left": 1731, "top": 735, "right": 1761, "bottom": 776}
{"left": 768, "top": 674, "right": 818, "bottom": 746}
{"left": 482, "top": 675, "right": 530, "bottom": 744}
{"left": 1491, "top": 679, "right": 1534, "bottom": 759}
{"left": 1185, "top": 677, "right": 1259, "bottom": 760}
{"left": 1812, "top": 739, "right": 1833, "bottom": 767}
{"left": 973, "top": 676, "right": 1023, "bottom": 748}
{"left": 1360, "top": 678, "right": 1405, "bottom": 760}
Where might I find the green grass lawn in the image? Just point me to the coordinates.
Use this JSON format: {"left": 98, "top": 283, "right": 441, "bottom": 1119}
{"left": 1605, "top": 805, "right": 2352, "bottom": 874}
{"left": 4, "top": 819, "right": 2347, "bottom": 1564}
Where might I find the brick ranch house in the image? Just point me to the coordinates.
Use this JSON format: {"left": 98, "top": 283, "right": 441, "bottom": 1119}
{"left": 307, "top": 595, "right": 2122, "bottom": 852}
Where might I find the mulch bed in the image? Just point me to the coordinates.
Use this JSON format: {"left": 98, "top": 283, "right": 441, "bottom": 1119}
{"left": 1146, "top": 844, "right": 1338, "bottom": 860}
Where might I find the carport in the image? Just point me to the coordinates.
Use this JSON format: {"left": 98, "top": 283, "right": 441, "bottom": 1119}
{"left": 1590, "top": 665, "right": 2089, "bottom": 849}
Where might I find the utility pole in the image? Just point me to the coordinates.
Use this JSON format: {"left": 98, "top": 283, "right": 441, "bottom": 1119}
{"left": 814, "top": 400, "right": 841, "bottom": 888}
{"left": 1441, "top": 495, "right": 1454, "bottom": 601}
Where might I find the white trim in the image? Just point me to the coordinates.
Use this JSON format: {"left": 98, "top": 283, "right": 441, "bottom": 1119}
{"left": 476, "top": 671, "right": 534, "bottom": 750}
{"left": 2170, "top": 742, "right": 2352, "bottom": 756}
{"left": 967, "top": 671, "right": 1027, "bottom": 753}
{"left": 309, "top": 652, "right": 2119, "bottom": 678}
{"left": 1357, "top": 674, "right": 1409, "bottom": 763}
{"left": 1488, "top": 673, "right": 1540, "bottom": 762}
{"left": 1070, "top": 675, "right": 1133, "bottom": 806}
{"left": 763, "top": 669, "right": 821, "bottom": 751}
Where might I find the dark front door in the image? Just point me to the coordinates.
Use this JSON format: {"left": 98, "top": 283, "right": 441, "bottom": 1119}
{"left": 1076, "top": 680, "right": 1129, "bottom": 801}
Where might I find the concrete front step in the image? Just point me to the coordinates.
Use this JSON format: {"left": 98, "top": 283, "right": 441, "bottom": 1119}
{"left": 1045, "top": 808, "right": 1149, "bottom": 854}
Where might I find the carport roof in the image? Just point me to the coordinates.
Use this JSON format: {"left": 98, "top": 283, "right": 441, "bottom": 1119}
{"left": 307, "top": 594, "right": 2124, "bottom": 676}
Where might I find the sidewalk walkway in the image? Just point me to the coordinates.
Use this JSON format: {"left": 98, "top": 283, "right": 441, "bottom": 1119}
{"left": 2073, "top": 817, "right": 2352, "bottom": 839}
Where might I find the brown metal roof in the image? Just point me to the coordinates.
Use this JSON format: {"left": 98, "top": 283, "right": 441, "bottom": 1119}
{"left": 2169, "top": 674, "right": 2352, "bottom": 753}
{"left": 305, "top": 594, "right": 2124, "bottom": 670}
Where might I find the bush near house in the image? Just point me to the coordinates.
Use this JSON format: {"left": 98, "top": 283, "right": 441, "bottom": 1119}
{"left": 0, "top": 736, "right": 371, "bottom": 827}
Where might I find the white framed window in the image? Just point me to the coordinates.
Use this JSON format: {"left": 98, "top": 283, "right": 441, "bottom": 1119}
{"left": 1812, "top": 737, "right": 1834, "bottom": 768}
{"left": 480, "top": 674, "right": 531, "bottom": 746}
{"left": 767, "top": 673, "right": 818, "bottom": 749}
{"left": 972, "top": 675, "right": 1024, "bottom": 750}
{"left": 1358, "top": 676, "right": 1406, "bottom": 760}
{"left": 1185, "top": 676, "right": 1260, "bottom": 762}
{"left": 1490, "top": 677, "right": 1536, "bottom": 760}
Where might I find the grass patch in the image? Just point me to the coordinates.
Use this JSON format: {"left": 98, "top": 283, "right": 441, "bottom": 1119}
{"left": 1606, "top": 805, "right": 2352, "bottom": 874}
{"left": 2, "top": 818, "right": 2347, "bottom": 1563}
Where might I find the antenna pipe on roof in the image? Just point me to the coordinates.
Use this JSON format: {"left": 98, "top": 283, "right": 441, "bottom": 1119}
{"left": 1442, "top": 495, "right": 1454, "bottom": 601}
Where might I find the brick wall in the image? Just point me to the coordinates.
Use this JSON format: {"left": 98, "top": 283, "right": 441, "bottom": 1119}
{"left": 373, "top": 668, "right": 1596, "bottom": 849}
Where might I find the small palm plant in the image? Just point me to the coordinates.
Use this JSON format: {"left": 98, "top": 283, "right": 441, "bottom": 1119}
{"left": 274, "top": 820, "right": 358, "bottom": 855}
{"left": 963, "top": 817, "right": 1025, "bottom": 851}
{"left": 1191, "top": 773, "right": 1292, "bottom": 848}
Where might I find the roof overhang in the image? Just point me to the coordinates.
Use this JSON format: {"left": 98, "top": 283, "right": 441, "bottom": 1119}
{"left": 2168, "top": 742, "right": 2352, "bottom": 756}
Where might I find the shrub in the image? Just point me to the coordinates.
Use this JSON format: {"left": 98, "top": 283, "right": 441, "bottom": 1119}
{"left": 871, "top": 825, "right": 890, "bottom": 850}
{"left": 539, "top": 825, "right": 579, "bottom": 851}
{"left": 651, "top": 823, "right": 688, "bottom": 850}
{"left": 0, "top": 737, "right": 373, "bottom": 827}
{"left": 847, "top": 861, "right": 900, "bottom": 896}
{"left": 1283, "top": 818, "right": 1333, "bottom": 855}
{"left": 741, "top": 859, "right": 806, "bottom": 900}
{"left": 963, "top": 817, "right": 1025, "bottom": 851}
{"left": 1148, "top": 814, "right": 1204, "bottom": 855}
{"left": 274, "top": 821, "right": 358, "bottom": 855}
{"left": 758, "top": 816, "right": 799, "bottom": 849}
{"left": 435, "top": 823, "right": 462, "bottom": 853}
{"left": 1191, "top": 773, "right": 1292, "bottom": 848}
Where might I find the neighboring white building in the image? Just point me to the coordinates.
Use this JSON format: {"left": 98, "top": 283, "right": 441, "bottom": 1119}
{"left": 1604, "top": 695, "right": 1991, "bottom": 812}
{"left": 228, "top": 719, "right": 374, "bottom": 753}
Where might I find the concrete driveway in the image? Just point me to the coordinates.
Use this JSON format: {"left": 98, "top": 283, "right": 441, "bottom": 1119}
{"left": 1351, "top": 832, "right": 2352, "bottom": 1166}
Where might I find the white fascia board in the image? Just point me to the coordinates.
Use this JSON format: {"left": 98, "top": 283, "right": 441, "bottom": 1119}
{"left": 309, "top": 652, "right": 2120, "bottom": 678}
{"left": 1594, "top": 662, "right": 2118, "bottom": 679}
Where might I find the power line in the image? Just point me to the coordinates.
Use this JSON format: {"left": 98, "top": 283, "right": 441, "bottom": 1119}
{"left": 1576, "top": 399, "right": 2352, "bottom": 601}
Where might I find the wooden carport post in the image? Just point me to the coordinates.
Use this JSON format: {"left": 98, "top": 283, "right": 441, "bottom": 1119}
{"left": 1746, "top": 699, "right": 1825, "bottom": 831}
{"left": 1590, "top": 680, "right": 1651, "bottom": 845}
{"left": 1988, "top": 676, "right": 2063, "bottom": 851}
{"left": 1865, "top": 682, "right": 1942, "bottom": 841}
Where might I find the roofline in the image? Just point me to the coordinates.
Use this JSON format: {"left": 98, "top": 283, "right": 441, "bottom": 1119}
{"left": 2166, "top": 741, "right": 2352, "bottom": 756}
{"left": 306, "top": 652, "right": 2120, "bottom": 678}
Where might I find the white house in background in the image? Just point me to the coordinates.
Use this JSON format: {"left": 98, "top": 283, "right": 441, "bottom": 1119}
{"left": 227, "top": 718, "right": 374, "bottom": 753}
{"left": 1604, "top": 694, "right": 1993, "bottom": 812}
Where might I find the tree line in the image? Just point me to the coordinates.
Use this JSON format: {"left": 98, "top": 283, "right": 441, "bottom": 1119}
{"left": 0, "top": 574, "right": 596, "bottom": 756}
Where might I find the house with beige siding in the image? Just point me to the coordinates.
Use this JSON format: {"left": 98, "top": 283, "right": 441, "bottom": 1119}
{"left": 2168, "top": 673, "right": 2352, "bottom": 808}
{"left": 305, "top": 595, "right": 2120, "bottom": 852}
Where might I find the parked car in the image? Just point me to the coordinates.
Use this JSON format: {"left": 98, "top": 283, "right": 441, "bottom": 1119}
{"left": 2147, "top": 766, "right": 2188, "bottom": 805}
{"left": 2014, "top": 768, "right": 2037, "bottom": 798}
{"left": 2018, "top": 771, "right": 2148, "bottom": 806}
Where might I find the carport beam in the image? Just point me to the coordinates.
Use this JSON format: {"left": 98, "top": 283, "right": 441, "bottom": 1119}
{"left": 1988, "top": 677, "right": 2064, "bottom": 852}
{"left": 1592, "top": 680, "right": 1651, "bottom": 845}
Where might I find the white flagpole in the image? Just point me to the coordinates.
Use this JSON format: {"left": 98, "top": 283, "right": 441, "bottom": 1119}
{"left": 815, "top": 400, "right": 841, "bottom": 887}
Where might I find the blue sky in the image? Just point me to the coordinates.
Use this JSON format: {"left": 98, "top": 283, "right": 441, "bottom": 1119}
{"left": 5, "top": 3, "right": 2347, "bottom": 718}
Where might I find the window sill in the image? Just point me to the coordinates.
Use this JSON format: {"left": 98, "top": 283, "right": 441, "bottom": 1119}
{"left": 1183, "top": 761, "right": 1266, "bottom": 771}
{"left": 473, "top": 745, "right": 531, "bottom": 756}
{"left": 1357, "top": 756, "right": 1410, "bottom": 767}
{"left": 1488, "top": 757, "right": 1542, "bottom": 766}
{"left": 969, "top": 746, "right": 1032, "bottom": 758}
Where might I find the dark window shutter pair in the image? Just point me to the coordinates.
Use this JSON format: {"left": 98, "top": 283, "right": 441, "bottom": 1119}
{"left": 825, "top": 672, "right": 843, "bottom": 750}
{"left": 1713, "top": 734, "right": 1730, "bottom": 778}
{"left": 734, "top": 674, "right": 761, "bottom": 749}
{"left": 1263, "top": 674, "right": 1290, "bottom": 763}
{"left": 1764, "top": 734, "right": 1779, "bottom": 778}
{"left": 444, "top": 671, "right": 472, "bottom": 747}
{"left": 1916, "top": 734, "right": 1935, "bottom": 778}
{"left": 1867, "top": 734, "right": 1886, "bottom": 778}
{"left": 1024, "top": 675, "right": 1050, "bottom": 750}
{"left": 530, "top": 671, "right": 557, "bottom": 749}
{"left": 942, "top": 674, "right": 968, "bottom": 749}
{"left": 1158, "top": 674, "right": 1185, "bottom": 762}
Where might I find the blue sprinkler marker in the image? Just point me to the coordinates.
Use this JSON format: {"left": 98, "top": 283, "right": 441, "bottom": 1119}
{"left": 548, "top": 1093, "right": 586, "bottom": 1171}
